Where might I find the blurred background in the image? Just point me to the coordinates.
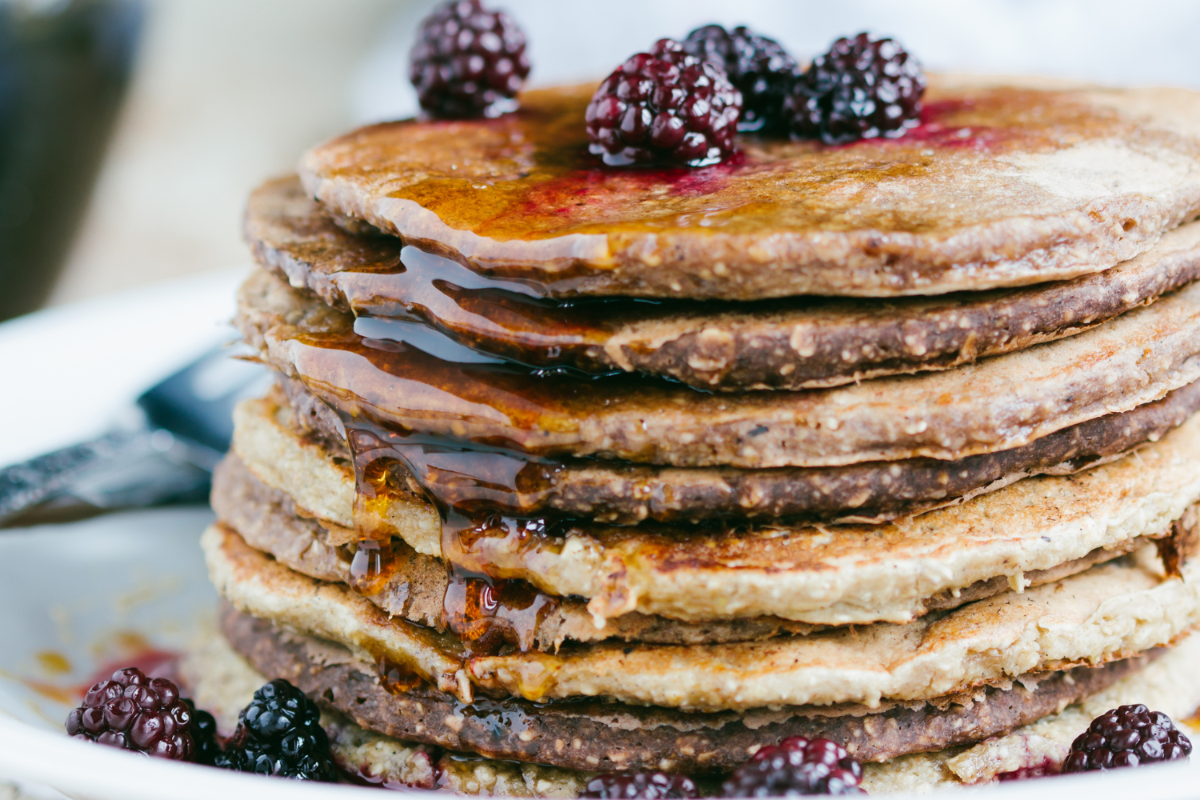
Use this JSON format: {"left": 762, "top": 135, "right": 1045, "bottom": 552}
{"left": 4, "top": 0, "right": 1200, "bottom": 321}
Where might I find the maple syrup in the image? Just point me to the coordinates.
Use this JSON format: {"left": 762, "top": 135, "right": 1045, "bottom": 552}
{"left": 442, "top": 567, "right": 560, "bottom": 655}
{"left": 376, "top": 656, "right": 425, "bottom": 695}
{"left": 349, "top": 538, "right": 401, "bottom": 596}
{"left": 341, "top": 414, "right": 569, "bottom": 654}
{"left": 331, "top": 243, "right": 690, "bottom": 375}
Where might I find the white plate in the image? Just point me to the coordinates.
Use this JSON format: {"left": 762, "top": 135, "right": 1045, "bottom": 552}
{"left": 1, "top": 278, "right": 1198, "bottom": 799}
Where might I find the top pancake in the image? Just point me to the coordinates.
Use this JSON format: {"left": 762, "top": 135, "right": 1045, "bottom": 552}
{"left": 299, "top": 76, "right": 1200, "bottom": 300}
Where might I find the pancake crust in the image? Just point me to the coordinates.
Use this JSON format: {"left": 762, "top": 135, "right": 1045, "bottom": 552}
{"left": 233, "top": 394, "right": 1200, "bottom": 625}
{"left": 298, "top": 79, "right": 1200, "bottom": 300}
{"left": 181, "top": 622, "right": 1200, "bottom": 794}
{"left": 217, "top": 605, "right": 1154, "bottom": 774}
{"left": 238, "top": 268, "right": 1200, "bottom": 468}
{"left": 249, "top": 176, "right": 1200, "bottom": 391}
{"left": 280, "top": 372, "right": 1200, "bottom": 525}
{"left": 212, "top": 453, "right": 824, "bottom": 648}
{"left": 213, "top": 449, "right": 1178, "bottom": 641}
{"left": 203, "top": 524, "right": 1200, "bottom": 711}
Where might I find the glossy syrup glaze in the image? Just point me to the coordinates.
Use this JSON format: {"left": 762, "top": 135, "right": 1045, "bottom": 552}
{"left": 342, "top": 414, "right": 570, "bottom": 657}
{"left": 296, "top": 80, "right": 1200, "bottom": 298}
{"left": 283, "top": 309, "right": 679, "bottom": 461}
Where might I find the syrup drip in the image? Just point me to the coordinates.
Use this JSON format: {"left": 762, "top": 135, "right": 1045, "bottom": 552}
{"left": 349, "top": 427, "right": 408, "bottom": 541}
{"left": 330, "top": 244, "right": 671, "bottom": 375}
{"left": 290, "top": 312, "right": 652, "bottom": 461}
{"left": 443, "top": 568, "right": 560, "bottom": 655}
{"left": 341, "top": 415, "right": 567, "bottom": 656}
{"left": 376, "top": 656, "right": 424, "bottom": 695}
{"left": 349, "top": 538, "right": 400, "bottom": 596}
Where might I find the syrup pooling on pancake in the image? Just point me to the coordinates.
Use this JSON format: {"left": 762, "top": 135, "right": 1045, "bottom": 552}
{"left": 301, "top": 82, "right": 1200, "bottom": 298}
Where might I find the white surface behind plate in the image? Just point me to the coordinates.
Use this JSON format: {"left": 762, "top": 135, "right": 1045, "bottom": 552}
{"left": 0, "top": 269, "right": 248, "bottom": 468}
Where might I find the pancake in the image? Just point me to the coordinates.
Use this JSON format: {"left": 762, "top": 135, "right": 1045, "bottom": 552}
{"left": 861, "top": 632, "right": 1200, "bottom": 791}
{"left": 215, "top": 452, "right": 1178, "bottom": 648}
{"left": 238, "top": 267, "right": 1200, "bottom": 468}
{"left": 278, "top": 373, "right": 1200, "bottom": 525}
{"left": 249, "top": 176, "right": 1200, "bottom": 391}
{"left": 232, "top": 393, "right": 1200, "bottom": 625}
{"left": 212, "top": 605, "right": 1158, "bottom": 775}
{"left": 298, "top": 78, "right": 1200, "bottom": 300}
{"left": 203, "top": 523, "right": 1200, "bottom": 712}
{"left": 180, "top": 624, "right": 1200, "bottom": 792}
{"left": 212, "top": 453, "right": 822, "bottom": 648}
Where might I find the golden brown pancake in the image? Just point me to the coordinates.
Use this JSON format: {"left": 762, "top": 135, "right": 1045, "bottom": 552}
{"left": 298, "top": 79, "right": 1200, "bottom": 300}
{"left": 237, "top": 267, "right": 1200, "bottom": 468}
{"left": 203, "top": 523, "right": 1200, "bottom": 712}
{"left": 249, "top": 175, "right": 1200, "bottom": 391}
{"left": 228, "top": 395, "right": 1200, "bottom": 625}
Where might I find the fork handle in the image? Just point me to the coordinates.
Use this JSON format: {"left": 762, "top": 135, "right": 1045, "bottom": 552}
{"left": 0, "top": 430, "right": 144, "bottom": 523}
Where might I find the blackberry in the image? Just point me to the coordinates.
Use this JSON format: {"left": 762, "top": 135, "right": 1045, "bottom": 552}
{"left": 682, "top": 24, "right": 798, "bottom": 133}
{"left": 586, "top": 38, "right": 743, "bottom": 167}
{"left": 409, "top": 0, "right": 530, "bottom": 119}
{"left": 582, "top": 771, "right": 700, "bottom": 799}
{"left": 65, "top": 667, "right": 196, "bottom": 761}
{"left": 721, "top": 736, "right": 864, "bottom": 796}
{"left": 217, "top": 679, "right": 335, "bottom": 781}
{"left": 785, "top": 32, "right": 926, "bottom": 145}
{"left": 183, "top": 699, "right": 222, "bottom": 766}
{"left": 1062, "top": 704, "right": 1192, "bottom": 773}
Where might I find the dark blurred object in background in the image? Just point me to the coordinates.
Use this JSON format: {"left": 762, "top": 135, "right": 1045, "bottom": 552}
{"left": 0, "top": 0, "right": 141, "bottom": 322}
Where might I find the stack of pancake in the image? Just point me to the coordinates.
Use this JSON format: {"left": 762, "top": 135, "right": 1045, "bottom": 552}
{"left": 197, "top": 74, "right": 1200, "bottom": 793}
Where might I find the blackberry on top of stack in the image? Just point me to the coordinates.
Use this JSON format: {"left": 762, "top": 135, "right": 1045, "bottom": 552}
{"left": 196, "top": 1, "right": 1200, "bottom": 793}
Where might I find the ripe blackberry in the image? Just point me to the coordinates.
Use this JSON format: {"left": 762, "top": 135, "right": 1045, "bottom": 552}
{"left": 682, "top": 24, "right": 798, "bottom": 133}
{"left": 1062, "top": 704, "right": 1192, "bottom": 772}
{"left": 65, "top": 667, "right": 197, "bottom": 761}
{"left": 785, "top": 32, "right": 926, "bottom": 145}
{"left": 582, "top": 771, "right": 700, "bottom": 799}
{"left": 721, "top": 736, "right": 864, "bottom": 796}
{"left": 586, "top": 38, "right": 743, "bottom": 167}
{"left": 217, "top": 679, "right": 335, "bottom": 781}
{"left": 409, "top": 0, "right": 530, "bottom": 119}
{"left": 183, "top": 699, "right": 222, "bottom": 766}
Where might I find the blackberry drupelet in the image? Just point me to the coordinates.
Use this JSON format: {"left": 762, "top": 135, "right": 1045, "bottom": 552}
{"left": 217, "top": 679, "right": 335, "bottom": 781}
{"left": 721, "top": 736, "right": 864, "bottom": 796}
{"left": 682, "top": 24, "right": 798, "bottom": 133}
{"left": 582, "top": 771, "right": 700, "bottom": 799}
{"left": 1062, "top": 704, "right": 1192, "bottom": 772}
{"left": 65, "top": 667, "right": 197, "bottom": 761}
{"left": 586, "top": 38, "right": 743, "bottom": 167}
{"left": 409, "top": 0, "right": 530, "bottom": 119}
{"left": 785, "top": 32, "right": 925, "bottom": 145}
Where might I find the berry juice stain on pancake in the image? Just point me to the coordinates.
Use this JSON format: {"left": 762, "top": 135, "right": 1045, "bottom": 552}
{"left": 300, "top": 80, "right": 1200, "bottom": 298}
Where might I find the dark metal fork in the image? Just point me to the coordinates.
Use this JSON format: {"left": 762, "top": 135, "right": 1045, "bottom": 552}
{"left": 0, "top": 343, "right": 266, "bottom": 525}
